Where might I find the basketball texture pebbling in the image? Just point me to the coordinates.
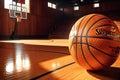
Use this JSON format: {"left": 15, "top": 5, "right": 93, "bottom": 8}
{"left": 69, "top": 14, "right": 120, "bottom": 70}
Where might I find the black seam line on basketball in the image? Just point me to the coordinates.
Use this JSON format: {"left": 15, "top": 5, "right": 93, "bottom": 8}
{"left": 97, "top": 24, "right": 114, "bottom": 28}
{"left": 69, "top": 23, "right": 115, "bottom": 38}
{"left": 86, "top": 18, "right": 112, "bottom": 39}
{"left": 86, "top": 18, "right": 116, "bottom": 67}
{"left": 72, "top": 42, "right": 117, "bottom": 57}
{"left": 69, "top": 17, "right": 85, "bottom": 51}
{"left": 73, "top": 36, "right": 120, "bottom": 42}
{"left": 73, "top": 16, "right": 92, "bottom": 68}
{"left": 68, "top": 35, "right": 120, "bottom": 42}
{"left": 69, "top": 18, "right": 113, "bottom": 51}
{"left": 75, "top": 17, "right": 86, "bottom": 65}
{"left": 30, "top": 62, "right": 75, "bottom": 80}
{"left": 86, "top": 18, "right": 115, "bottom": 56}
{"left": 92, "top": 23, "right": 120, "bottom": 42}
{"left": 85, "top": 43, "right": 108, "bottom": 67}
{"left": 80, "top": 14, "right": 97, "bottom": 70}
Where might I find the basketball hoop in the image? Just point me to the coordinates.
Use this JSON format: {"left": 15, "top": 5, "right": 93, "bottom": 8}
{"left": 9, "top": 1, "right": 27, "bottom": 39}
{"left": 9, "top": 4, "right": 27, "bottom": 22}
{"left": 15, "top": 11, "right": 22, "bottom": 22}
{"left": 16, "top": 15, "right": 22, "bottom": 22}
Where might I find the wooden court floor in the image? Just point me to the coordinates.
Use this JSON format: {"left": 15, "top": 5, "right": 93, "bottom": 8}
{"left": 0, "top": 39, "right": 120, "bottom": 80}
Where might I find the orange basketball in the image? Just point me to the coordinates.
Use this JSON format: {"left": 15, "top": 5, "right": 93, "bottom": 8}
{"left": 69, "top": 14, "right": 120, "bottom": 70}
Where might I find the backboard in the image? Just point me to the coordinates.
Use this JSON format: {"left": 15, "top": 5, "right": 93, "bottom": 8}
{"left": 9, "top": 4, "right": 27, "bottom": 22}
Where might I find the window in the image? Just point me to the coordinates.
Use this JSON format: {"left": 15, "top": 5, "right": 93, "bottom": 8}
{"left": 80, "top": 0, "right": 84, "bottom": 2}
{"left": 52, "top": 4, "right": 56, "bottom": 9}
{"left": 48, "top": 2, "right": 56, "bottom": 9}
{"left": 59, "top": 8, "right": 64, "bottom": 11}
{"left": 74, "top": 6, "right": 79, "bottom": 11}
{"left": 48, "top": 2, "right": 52, "bottom": 8}
{"left": 93, "top": 3, "right": 100, "bottom": 8}
{"left": 94, "top": 0, "right": 99, "bottom": 2}
{"left": 4, "top": 0, "right": 30, "bottom": 13}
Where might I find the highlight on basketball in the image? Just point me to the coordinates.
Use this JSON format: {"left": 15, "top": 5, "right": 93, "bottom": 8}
{"left": 69, "top": 13, "right": 120, "bottom": 71}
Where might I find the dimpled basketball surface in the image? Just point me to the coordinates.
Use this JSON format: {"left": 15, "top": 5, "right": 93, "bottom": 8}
{"left": 69, "top": 14, "right": 120, "bottom": 70}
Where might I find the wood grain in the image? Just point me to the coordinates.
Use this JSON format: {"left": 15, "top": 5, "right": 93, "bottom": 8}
{"left": 0, "top": 39, "right": 120, "bottom": 80}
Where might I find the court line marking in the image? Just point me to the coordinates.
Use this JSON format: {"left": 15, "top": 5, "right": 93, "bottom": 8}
{"left": 30, "top": 62, "right": 75, "bottom": 80}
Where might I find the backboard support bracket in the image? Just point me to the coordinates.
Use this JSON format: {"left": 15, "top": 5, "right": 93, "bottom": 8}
{"left": 9, "top": 3, "right": 27, "bottom": 39}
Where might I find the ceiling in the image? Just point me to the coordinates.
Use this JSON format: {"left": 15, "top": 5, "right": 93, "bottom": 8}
{"left": 48, "top": 0, "right": 113, "bottom": 7}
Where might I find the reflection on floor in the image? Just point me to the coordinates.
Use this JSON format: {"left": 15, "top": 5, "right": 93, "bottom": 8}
{"left": 0, "top": 39, "right": 120, "bottom": 80}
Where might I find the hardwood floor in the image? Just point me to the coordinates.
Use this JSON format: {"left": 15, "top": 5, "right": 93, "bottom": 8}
{"left": 0, "top": 39, "right": 120, "bottom": 80}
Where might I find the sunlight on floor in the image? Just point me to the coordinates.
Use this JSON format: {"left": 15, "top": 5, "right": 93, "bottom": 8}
{"left": 0, "top": 39, "right": 68, "bottom": 46}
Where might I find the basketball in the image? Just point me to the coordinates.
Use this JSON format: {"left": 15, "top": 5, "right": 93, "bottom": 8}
{"left": 69, "top": 14, "right": 120, "bottom": 70}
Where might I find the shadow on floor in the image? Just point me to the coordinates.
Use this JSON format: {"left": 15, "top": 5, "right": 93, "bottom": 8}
{"left": 87, "top": 67, "right": 120, "bottom": 80}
